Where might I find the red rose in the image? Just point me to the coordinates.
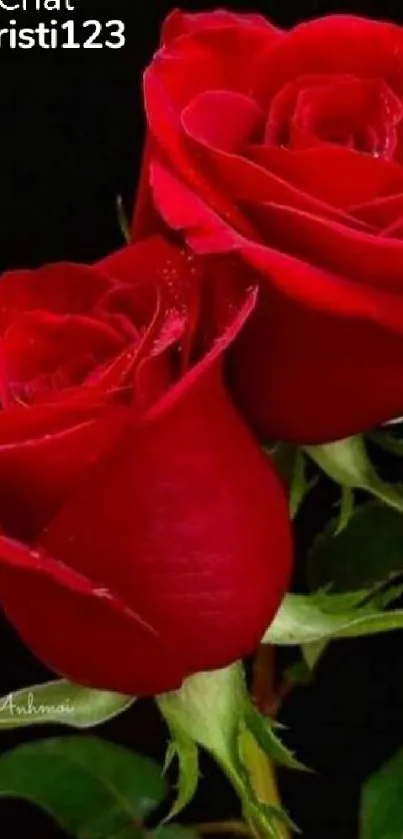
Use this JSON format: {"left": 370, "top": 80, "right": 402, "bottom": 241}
{"left": 0, "top": 237, "right": 291, "bottom": 695}
{"left": 138, "top": 10, "right": 403, "bottom": 443}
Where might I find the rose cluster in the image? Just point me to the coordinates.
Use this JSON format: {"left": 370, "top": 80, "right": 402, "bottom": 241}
{"left": 1, "top": 10, "right": 403, "bottom": 696}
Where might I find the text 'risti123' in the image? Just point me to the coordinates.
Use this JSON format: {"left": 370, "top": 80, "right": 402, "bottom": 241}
{"left": 0, "top": 0, "right": 126, "bottom": 49}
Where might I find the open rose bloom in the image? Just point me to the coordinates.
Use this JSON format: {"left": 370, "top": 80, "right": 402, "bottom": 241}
{"left": 138, "top": 11, "right": 403, "bottom": 443}
{"left": 0, "top": 238, "right": 291, "bottom": 695}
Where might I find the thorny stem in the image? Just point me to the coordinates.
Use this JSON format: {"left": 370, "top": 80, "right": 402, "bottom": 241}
{"left": 248, "top": 645, "right": 293, "bottom": 838}
{"left": 240, "top": 730, "right": 291, "bottom": 839}
{"left": 252, "top": 646, "right": 295, "bottom": 718}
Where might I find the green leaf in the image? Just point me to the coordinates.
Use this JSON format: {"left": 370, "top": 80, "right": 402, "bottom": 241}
{"left": 264, "top": 590, "right": 403, "bottom": 647}
{"left": 0, "top": 737, "right": 166, "bottom": 839}
{"left": 308, "top": 501, "right": 403, "bottom": 593}
{"left": 0, "top": 681, "right": 134, "bottom": 730}
{"left": 335, "top": 486, "right": 355, "bottom": 535}
{"left": 158, "top": 664, "right": 246, "bottom": 774}
{"left": 289, "top": 450, "right": 314, "bottom": 519}
{"left": 301, "top": 641, "right": 328, "bottom": 672}
{"left": 163, "top": 729, "right": 199, "bottom": 820}
{"left": 305, "top": 436, "right": 403, "bottom": 514}
{"left": 243, "top": 704, "right": 306, "bottom": 772}
{"left": 158, "top": 665, "right": 290, "bottom": 839}
{"left": 305, "top": 436, "right": 376, "bottom": 488}
{"left": 360, "top": 748, "right": 403, "bottom": 839}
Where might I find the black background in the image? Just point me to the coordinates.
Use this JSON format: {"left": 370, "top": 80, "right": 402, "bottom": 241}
{"left": 0, "top": 2, "right": 403, "bottom": 838}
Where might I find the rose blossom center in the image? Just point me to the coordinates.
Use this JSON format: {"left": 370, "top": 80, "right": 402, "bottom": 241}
{"left": 263, "top": 74, "right": 403, "bottom": 160}
{"left": 0, "top": 282, "right": 153, "bottom": 408}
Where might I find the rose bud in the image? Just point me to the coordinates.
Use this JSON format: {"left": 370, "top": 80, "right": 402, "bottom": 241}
{"left": 0, "top": 238, "right": 292, "bottom": 696}
{"left": 138, "top": 11, "right": 403, "bottom": 444}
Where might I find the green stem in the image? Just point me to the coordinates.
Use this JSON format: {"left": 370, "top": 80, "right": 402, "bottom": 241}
{"left": 238, "top": 731, "right": 290, "bottom": 839}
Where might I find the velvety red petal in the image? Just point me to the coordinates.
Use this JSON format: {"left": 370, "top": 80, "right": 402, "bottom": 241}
{"left": 39, "top": 364, "right": 291, "bottom": 676}
{"left": 0, "top": 264, "right": 114, "bottom": 334}
{"left": 99, "top": 238, "right": 202, "bottom": 391}
{"left": 264, "top": 72, "right": 341, "bottom": 145}
{"left": 0, "top": 399, "right": 112, "bottom": 446}
{"left": 150, "top": 162, "right": 395, "bottom": 318}
{"left": 139, "top": 17, "right": 283, "bottom": 243}
{"left": 150, "top": 161, "right": 403, "bottom": 323}
{"left": 144, "top": 73, "right": 254, "bottom": 238}
{"left": 0, "top": 534, "right": 185, "bottom": 695}
{"left": 131, "top": 138, "right": 167, "bottom": 240}
{"left": 4, "top": 311, "right": 124, "bottom": 385}
{"left": 245, "top": 200, "right": 403, "bottom": 292}
{"left": 382, "top": 217, "right": 403, "bottom": 238}
{"left": 291, "top": 78, "right": 403, "bottom": 158}
{"left": 0, "top": 408, "right": 129, "bottom": 541}
{"left": 248, "top": 144, "right": 403, "bottom": 210}
{"left": 241, "top": 241, "right": 403, "bottom": 335}
{"left": 150, "top": 160, "right": 403, "bottom": 439}
{"left": 183, "top": 90, "right": 264, "bottom": 154}
{"left": 99, "top": 235, "right": 193, "bottom": 286}
{"left": 230, "top": 281, "right": 403, "bottom": 443}
{"left": 151, "top": 160, "right": 240, "bottom": 253}
{"left": 144, "top": 260, "right": 257, "bottom": 422}
{"left": 35, "top": 280, "right": 291, "bottom": 676}
{"left": 254, "top": 16, "right": 403, "bottom": 105}
{"left": 162, "top": 9, "right": 280, "bottom": 44}
{"left": 180, "top": 105, "right": 371, "bottom": 230}
{"left": 351, "top": 192, "right": 403, "bottom": 228}
{"left": 149, "top": 25, "right": 274, "bottom": 114}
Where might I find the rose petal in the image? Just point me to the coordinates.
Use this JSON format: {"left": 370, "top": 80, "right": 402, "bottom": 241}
{"left": 248, "top": 144, "right": 403, "bottom": 209}
{"left": 382, "top": 217, "right": 403, "bottom": 238}
{"left": 4, "top": 311, "right": 124, "bottom": 386}
{"left": 139, "top": 19, "right": 282, "bottom": 243}
{"left": 244, "top": 200, "right": 403, "bottom": 292}
{"left": 40, "top": 364, "right": 291, "bottom": 675}
{"left": 183, "top": 91, "right": 264, "bottom": 154}
{"left": 149, "top": 25, "right": 274, "bottom": 115}
{"left": 142, "top": 13, "right": 403, "bottom": 444}
{"left": 0, "top": 398, "right": 112, "bottom": 446}
{"left": 254, "top": 16, "right": 403, "bottom": 105}
{"left": 162, "top": 9, "right": 280, "bottom": 44}
{"left": 0, "top": 263, "right": 114, "bottom": 334}
{"left": 291, "top": 78, "right": 403, "bottom": 158}
{"left": 144, "top": 72, "right": 255, "bottom": 238}
{"left": 351, "top": 192, "right": 403, "bottom": 228}
{"left": 131, "top": 138, "right": 167, "bottom": 240}
{"left": 99, "top": 239, "right": 202, "bottom": 387}
{"left": 150, "top": 162, "right": 375, "bottom": 304}
{"left": 230, "top": 279, "right": 403, "bottom": 443}
{"left": 0, "top": 408, "right": 129, "bottom": 541}
{"left": 155, "top": 20, "right": 279, "bottom": 106}
{"left": 0, "top": 533, "right": 185, "bottom": 695}
{"left": 150, "top": 160, "right": 403, "bottom": 332}
{"left": 181, "top": 102, "right": 372, "bottom": 231}
{"left": 100, "top": 235, "right": 184, "bottom": 284}
{"left": 151, "top": 160, "right": 239, "bottom": 253}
